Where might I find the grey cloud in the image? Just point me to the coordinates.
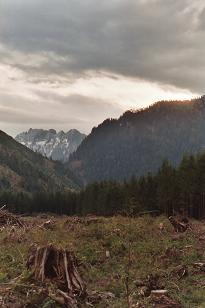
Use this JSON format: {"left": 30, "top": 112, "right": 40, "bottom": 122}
{"left": 0, "top": 91, "right": 123, "bottom": 136}
{"left": 34, "top": 91, "right": 122, "bottom": 115}
{"left": 0, "top": 106, "right": 81, "bottom": 125}
{"left": 33, "top": 92, "right": 123, "bottom": 124}
{"left": 0, "top": 0, "right": 205, "bottom": 92}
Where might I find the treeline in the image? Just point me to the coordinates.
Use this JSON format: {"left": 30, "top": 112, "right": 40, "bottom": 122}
{"left": 1, "top": 152, "right": 205, "bottom": 218}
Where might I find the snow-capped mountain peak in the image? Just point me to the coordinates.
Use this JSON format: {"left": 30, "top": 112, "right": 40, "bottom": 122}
{"left": 15, "top": 128, "right": 86, "bottom": 163}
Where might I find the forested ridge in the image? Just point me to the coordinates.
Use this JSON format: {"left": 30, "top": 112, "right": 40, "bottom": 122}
{"left": 2, "top": 152, "right": 205, "bottom": 218}
{"left": 69, "top": 96, "right": 205, "bottom": 184}
{"left": 0, "top": 130, "right": 77, "bottom": 192}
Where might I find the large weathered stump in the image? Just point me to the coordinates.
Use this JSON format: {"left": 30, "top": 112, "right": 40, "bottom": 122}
{"left": 27, "top": 244, "right": 86, "bottom": 307}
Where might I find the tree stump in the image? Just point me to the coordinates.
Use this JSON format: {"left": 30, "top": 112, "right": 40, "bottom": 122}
{"left": 27, "top": 244, "right": 86, "bottom": 307}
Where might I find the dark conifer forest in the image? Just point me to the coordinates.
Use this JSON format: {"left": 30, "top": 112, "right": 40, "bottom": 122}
{"left": 2, "top": 152, "right": 205, "bottom": 219}
{"left": 69, "top": 96, "right": 205, "bottom": 184}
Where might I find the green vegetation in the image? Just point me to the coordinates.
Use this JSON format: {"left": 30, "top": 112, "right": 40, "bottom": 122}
{"left": 0, "top": 215, "right": 204, "bottom": 307}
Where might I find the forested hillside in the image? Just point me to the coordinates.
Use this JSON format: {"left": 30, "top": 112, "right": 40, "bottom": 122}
{"left": 0, "top": 130, "right": 77, "bottom": 192}
{"left": 3, "top": 152, "right": 205, "bottom": 219}
{"left": 69, "top": 96, "right": 205, "bottom": 184}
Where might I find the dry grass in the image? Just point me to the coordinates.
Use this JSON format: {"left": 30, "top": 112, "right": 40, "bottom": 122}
{"left": 0, "top": 215, "right": 205, "bottom": 307}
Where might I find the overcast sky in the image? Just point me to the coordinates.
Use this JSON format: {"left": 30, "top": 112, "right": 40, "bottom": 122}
{"left": 0, "top": 0, "right": 204, "bottom": 136}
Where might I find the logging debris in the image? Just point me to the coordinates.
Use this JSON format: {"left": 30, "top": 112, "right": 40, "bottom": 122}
{"left": 193, "top": 262, "right": 205, "bottom": 272}
{"left": 0, "top": 208, "right": 25, "bottom": 228}
{"left": 136, "top": 274, "right": 164, "bottom": 297}
{"left": 3, "top": 226, "right": 26, "bottom": 243}
{"left": 168, "top": 216, "right": 190, "bottom": 233}
{"left": 170, "top": 265, "right": 188, "bottom": 279}
{"left": 39, "top": 219, "right": 56, "bottom": 230}
{"left": 64, "top": 215, "right": 103, "bottom": 231}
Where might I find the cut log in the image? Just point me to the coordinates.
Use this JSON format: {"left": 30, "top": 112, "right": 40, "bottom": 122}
{"left": 151, "top": 290, "right": 168, "bottom": 295}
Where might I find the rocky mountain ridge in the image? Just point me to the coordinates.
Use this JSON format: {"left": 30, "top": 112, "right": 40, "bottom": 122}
{"left": 16, "top": 128, "right": 86, "bottom": 163}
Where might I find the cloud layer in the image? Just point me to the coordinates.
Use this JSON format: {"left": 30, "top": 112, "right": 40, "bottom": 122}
{"left": 0, "top": 0, "right": 203, "bottom": 135}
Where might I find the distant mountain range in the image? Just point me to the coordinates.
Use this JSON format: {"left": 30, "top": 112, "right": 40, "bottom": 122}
{"left": 0, "top": 130, "right": 77, "bottom": 192}
{"left": 16, "top": 128, "right": 86, "bottom": 163}
{"left": 69, "top": 96, "right": 205, "bottom": 184}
